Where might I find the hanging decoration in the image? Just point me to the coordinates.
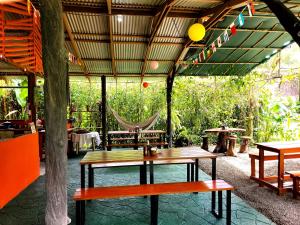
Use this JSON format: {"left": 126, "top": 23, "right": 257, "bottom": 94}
{"left": 188, "top": 23, "right": 206, "bottom": 41}
{"left": 68, "top": 52, "right": 78, "bottom": 64}
{"left": 186, "top": 6, "right": 254, "bottom": 65}
{"left": 230, "top": 23, "right": 237, "bottom": 35}
{"left": 150, "top": 60, "right": 159, "bottom": 70}
{"left": 247, "top": 0, "right": 255, "bottom": 17}
{"left": 142, "top": 82, "right": 149, "bottom": 88}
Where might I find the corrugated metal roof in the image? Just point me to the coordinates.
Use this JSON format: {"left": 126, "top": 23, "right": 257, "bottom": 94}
{"left": 85, "top": 60, "right": 112, "bottom": 73}
{"left": 114, "top": 43, "right": 146, "bottom": 59}
{"left": 149, "top": 45, "right": 182, "bottom": 60}
{"left": 116, "top": 61, "right": 143, "bottom": 73}
{"left": 157, "top": 17, "right": 195, "bottom": 38}
{"left": 62, "top": 0, "right": 106, "bottom": 6}
{"left": 77, "top": 42, "right": 111, "bottom": 59}
{"left": 174, "top": 0, "right": 222, "bottom": 9}
{"left": 67, "top": 13, "right": 108, "bottom": 34}
{"left": 112, "top": 15, "right": 152, "bottom": 35}
{"left": 113, "top": 0, "right": 165, "bottom": 6}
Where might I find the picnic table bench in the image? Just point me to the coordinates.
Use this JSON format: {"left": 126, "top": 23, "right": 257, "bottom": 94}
{"left": 73, "top": 180, "right": 234, "bottom": 225}
{"left": 107, "top": 130, "right": 167, "bottom": 150}
{"left": 286, "top": 171, "right": 300, "bottom": 198}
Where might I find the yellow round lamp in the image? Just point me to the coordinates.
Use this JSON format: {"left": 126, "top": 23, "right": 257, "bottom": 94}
{"left": 188, "top": 23, "right": 206, "bottom": 41}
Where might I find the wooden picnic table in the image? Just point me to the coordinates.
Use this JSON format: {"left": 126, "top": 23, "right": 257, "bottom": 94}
{"left": 107, "top": 130, "right": 166, "bottom": 150}
{"left": 253, "top": 141, "right": 300, "bottom": 195}
{"left": 79, "top": 147, "right": 217, "bottom": 188}
{"left": 204, "top": 128, "right": 245, "bottom": 153}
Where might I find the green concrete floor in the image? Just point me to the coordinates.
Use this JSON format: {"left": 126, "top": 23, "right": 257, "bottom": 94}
{"left": 0, "top": 156, "right": 275, "bottom": 225}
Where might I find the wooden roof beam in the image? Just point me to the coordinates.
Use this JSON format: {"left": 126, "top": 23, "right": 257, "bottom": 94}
{"left": 141, "top": 0, "right": 177, "bottom": 78}
{"left": 62, "top": 13, "right": 88, "bottom": 75}
{"left": 106, "top": 0, "right": 116, "bottom": 77}
{"left": 62, "top": 3, "right": 300, "bottom": 18}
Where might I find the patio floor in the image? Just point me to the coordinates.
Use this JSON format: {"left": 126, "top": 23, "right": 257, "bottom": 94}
{"left": 0, "top": 155, "right": 275, "bottom": 225}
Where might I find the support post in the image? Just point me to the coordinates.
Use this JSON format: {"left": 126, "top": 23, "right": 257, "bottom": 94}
{"left": 28, "top": 74, "right": 36, "bottom": 124}
{"left": 166, "top": 68, "right": 175, "bottom": 148}
{"left": 101, "top": 75, "right": 107, "bottom": 150}
{"left": 262, "top": 0, "right": 300, "bottom": 46}
{"left": 40, "top": 0, "right": 68, "bottom": 224}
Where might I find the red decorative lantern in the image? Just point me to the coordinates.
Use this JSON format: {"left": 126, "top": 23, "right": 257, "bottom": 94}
{"left": 142, "top": 82, "right": 149, "bottom": 88}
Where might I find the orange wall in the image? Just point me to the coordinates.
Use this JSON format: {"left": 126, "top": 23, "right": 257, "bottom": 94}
{"left": 0, "top": 133, "right": 40, "bottom": 209}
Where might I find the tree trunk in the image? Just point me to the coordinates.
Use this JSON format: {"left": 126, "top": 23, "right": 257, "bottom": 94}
{"left": 40, "top": 1, "right": 68, "bottom": 225}
{"left": 262, "top": 0, "right": 300, "bottom": 46}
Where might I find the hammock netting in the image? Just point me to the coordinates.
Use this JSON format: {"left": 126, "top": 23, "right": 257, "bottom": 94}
{"left": 109, "top": 107, "right": 160, "bottom": 131}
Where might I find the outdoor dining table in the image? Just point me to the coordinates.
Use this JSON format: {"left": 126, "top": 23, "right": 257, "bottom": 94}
{"left": 79, "top": 148, "right": 217, "bottom": 188}
{"left": 253, "top": 141, "right": 300, "bottom": 195}
{"left": 204, "top": 127, "right": 245, "bottom": 153}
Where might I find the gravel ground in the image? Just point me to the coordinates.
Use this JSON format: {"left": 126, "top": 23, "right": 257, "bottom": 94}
{"left": 198, "top": 146, "right": 300, "bottom": 225}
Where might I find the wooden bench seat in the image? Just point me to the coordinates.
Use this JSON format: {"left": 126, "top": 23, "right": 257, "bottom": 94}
{"left": 286, "top": 171, "right": 300, "bottom": 198}
{"left": 74, "top": 180, "right": 234, "bottom": 225}
{"left": 249, "top": 152, "right": 300, "bottom": 177}
{"left": 110, "top": 137, "right": 135, "bottom": 141}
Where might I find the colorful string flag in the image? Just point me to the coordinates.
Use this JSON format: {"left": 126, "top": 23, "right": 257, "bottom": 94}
{"left": 238, "top": 13, "right": 245, "bottom": 26}
{"left": 200, "top": 50, "right": 206, "bottom": 61}
{"left": 247, "top": 0, "right": 255, "bottom": 17}
{"left": 211, "top": 42, "right": 216, "bottom": 52}
{"left": 230, "top": 23, "right": 237, "bottom": 35}
{"left": 217, "top": 36, "right": 222, "bottom": 47}
{"left": 223, "top": 30, "right": 230, "bottom": 42}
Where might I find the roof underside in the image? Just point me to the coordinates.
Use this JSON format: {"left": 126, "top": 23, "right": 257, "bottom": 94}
{"left": 1, "top": 0, "right": 300, "bottom": 78}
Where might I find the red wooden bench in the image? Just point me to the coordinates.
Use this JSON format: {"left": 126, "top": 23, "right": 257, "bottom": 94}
{"left": 249, "top": 152, "right": 300, "bottom": 177}
{"left": 73, "top": 180, "right": 234, "bottom": 225}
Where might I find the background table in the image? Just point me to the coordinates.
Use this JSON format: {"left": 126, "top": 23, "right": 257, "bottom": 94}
{"left": 204, "top": 128, "right": 245, "bottom": 153}
{"left": 72, "top": 132, "right": 101, "bottom": 152}
{"left": 253, "top": 141, "right": 300, "bottom": 195}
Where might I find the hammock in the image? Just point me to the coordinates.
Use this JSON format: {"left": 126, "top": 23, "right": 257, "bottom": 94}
{"left": 109, "top": 107, "right": 160, "bottom": 131}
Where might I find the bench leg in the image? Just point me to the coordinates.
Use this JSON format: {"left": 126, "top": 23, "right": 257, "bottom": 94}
{"left": 250, "top": 157, "right": 256, "bottom": 177}
{"left": 88, "top": 165, "right": 94, "bottom": 188}
{"left": 191, "top": 163, "right": 194, "bottom": 182}
{"left": 212, "top": 191, "right": 223, "bottom": 218}
{"left": 140, "top": 162, "right": 147, "bottom": 185}
{"left": 187, "top": 164, "right": 190, "bottom": 182}
{"left": 150, "top": 195, "right": 159, "bottom": 225}
{"left": 150, "top": 161, "right": 154, "bottom": 184}
{"left": 226, "top": 190, "right": 231, "bottom": 225}
{"left": 293, "top": 177, "right": 299, "bottom": 199}
{"left": 76, "top": 200, "right": 85, "bottom": 225}
{"left": 81, "top": 165, "right": 85, "bottom": 188}
{"left": 195, "top": 159, "right": 199, "bottom": 182}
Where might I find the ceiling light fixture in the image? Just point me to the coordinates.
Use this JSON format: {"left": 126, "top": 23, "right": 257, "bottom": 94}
{"left": 117, "top": 15, "right": 123, "bottom": 23}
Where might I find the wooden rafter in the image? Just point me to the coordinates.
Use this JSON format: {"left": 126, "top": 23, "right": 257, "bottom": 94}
{"left": 62, "top": 13, "right": 88, "bottom": 75}
{"left": 106, "top": 0, "right": 116, "bottom": 77}
{"left": 140, "top": 0, "right": 177, "bottom": 77}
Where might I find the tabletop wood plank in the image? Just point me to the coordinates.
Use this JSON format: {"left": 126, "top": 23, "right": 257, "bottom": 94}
{"left": 80, "top": 148, "right": 216, "bottom": 165}
{"left": 255, "top": 141, "right": 300, "bottom": 152}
